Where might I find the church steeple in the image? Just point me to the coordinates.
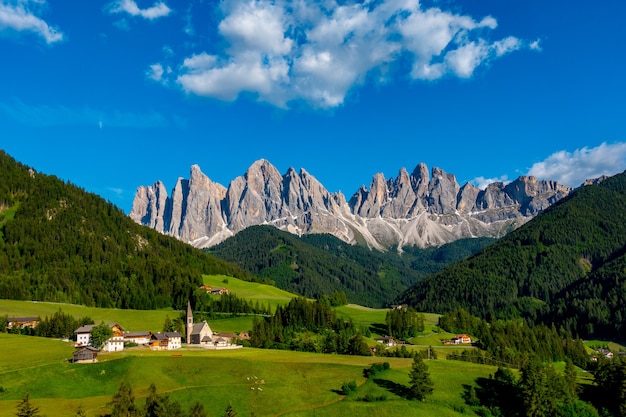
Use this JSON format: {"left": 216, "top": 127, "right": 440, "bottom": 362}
{"left": 186, "top": 300, "right": 193, "bottom": 344}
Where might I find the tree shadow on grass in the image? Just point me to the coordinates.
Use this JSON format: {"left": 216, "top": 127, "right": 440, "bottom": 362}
{"left": 372, "top": 378, "right": 412, "bottom": 399}
{"left": 370, "top": 323, "right": 387, "bottom": 335}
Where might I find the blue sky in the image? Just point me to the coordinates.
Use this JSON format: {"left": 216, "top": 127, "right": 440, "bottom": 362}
{"left": 1, "top": 0, "right": 626, "bottom": 213}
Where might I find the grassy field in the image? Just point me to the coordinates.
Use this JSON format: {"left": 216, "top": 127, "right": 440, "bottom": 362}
{"left": 0, "top": 299, "right": 177, "bottom": 333}
{"left": 0, "top": 333, "right": 497, "bottom": 417}
{"left": 202, "top": 275, "right": 296, "bottom": 313}
{"left": 0, "top": 279, "right": 494, "bottom": 415}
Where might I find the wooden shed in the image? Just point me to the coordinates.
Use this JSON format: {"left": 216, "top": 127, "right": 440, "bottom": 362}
{"left": 72, "top": 346, "right": 99, "bottom": 363}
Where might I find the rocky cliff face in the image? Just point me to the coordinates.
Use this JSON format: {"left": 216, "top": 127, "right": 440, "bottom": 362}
{"left": 130, "top": 160, "right": 572, "bottom": 250}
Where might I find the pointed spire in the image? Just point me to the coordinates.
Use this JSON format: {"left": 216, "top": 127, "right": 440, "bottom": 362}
{"left": 186, "top": 300, "right": 193, "bottom": 344}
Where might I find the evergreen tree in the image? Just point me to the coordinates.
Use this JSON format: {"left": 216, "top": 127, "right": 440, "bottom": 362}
{"left": 15, "top": 393, "right": 40, "bottom": 417}
{"left": 564, "top": 358, "right": 578, "bottom": 401}
{"left": 108, "top": 381, "right": 137, "bottom": 417}
{"left": 188, "top": 402, "right": 207, "bottom": 417}
{"left": 143, "top": 383, "right": 162, "bottom": 417}
{"left": 408, "top": 357, "right": 434, "bottom": 401}
{"left": 519, "top": 357, "right": 549, "bottom": 417}
{"left": 162, "top": 316, "right": 173, "bottom": 333}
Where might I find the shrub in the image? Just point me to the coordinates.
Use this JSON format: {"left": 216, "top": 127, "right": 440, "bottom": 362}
{"left": 341, "top": 381, "right": 357, "bottom": 395}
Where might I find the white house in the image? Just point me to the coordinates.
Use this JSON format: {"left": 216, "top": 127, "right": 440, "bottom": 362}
{"left": 74, "top": 323, "right": 125, "bottom": 351}
{"left": 164, "top": 332, "right": 182, "bottom": 350}
{"left": 123, "top": 331, "right": 152, "bottom": 346}
{"left": 102, "top": 335, "right": 124, "bottom": 352}
{"left": 74, "top": 324, "right": 95, "bottom": 346}
{"left": 151, "top": 332, "right": 182, "bottom": 350}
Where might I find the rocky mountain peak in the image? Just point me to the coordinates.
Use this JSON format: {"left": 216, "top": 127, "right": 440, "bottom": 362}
{"left": 131, "top": 159, "right": 573, "bottom": 250}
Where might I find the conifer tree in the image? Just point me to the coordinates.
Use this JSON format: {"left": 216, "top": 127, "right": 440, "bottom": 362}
{"left": 564, "top": 358, "right": 578, "bottom": 401}
{"left": 108, "top": 381, "right": 137, "bottom": 417}
{"left": 15, "top": 393, "right": 40, "bottom": 417}
{"left": 143, "top": 383, "right": 162, "bottom": 417}
{"left": 188, "top": 402, "right": 207, "bottom": 417}
{"left": 408, "top": 357, "right": 434, "bottom": 401}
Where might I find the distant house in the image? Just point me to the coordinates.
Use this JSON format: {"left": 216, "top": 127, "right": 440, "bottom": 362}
{"left": 374, "top": 336, "right": 396, "bottom": 347}
{"left": 164, "top": 332, "right": 182, "bottom": 350}
{"left": 455, "top": 334, "right": 472, "bottom": 344}
{"left": 190, "top": 321, "right": 213, "bottom": 345}
{"left": 74, "top": 324, "right": 95, "bottom": 346}
{"left": 74, "top": 323, "right": 125, "bottom": 350}
{"left": 591, "top": 348, "right": 614, "bottom": 361}
{"left": 123, "top": 331, "right": 152, "bottom": 346}
{"left": 72, "top": 346, "right": 99, "bottom": 363}
{"left": 150, "top": 332, "right": 182, "bottom": 350}
{"left": 7, "top": 317, "right": 40, "bottom": 329}
{"left": 198, "top": 285, "right": 229, "bottom": 295}
{"left": 102, "top": 324, "right": 125, "bottom": 352}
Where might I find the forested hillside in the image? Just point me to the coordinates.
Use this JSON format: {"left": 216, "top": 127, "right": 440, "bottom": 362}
{"left": 0, "top": 151, "right": 253, "bottom": 310}
{"left": 209, "top": 225, "right": 494, "bottom": 308}
{"left": 398, "top": 170, "right": 626, "bottom": 339}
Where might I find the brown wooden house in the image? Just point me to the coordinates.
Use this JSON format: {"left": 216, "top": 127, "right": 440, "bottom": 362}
{"left": 72, "top": 346, "right": 99, "bottom": 363}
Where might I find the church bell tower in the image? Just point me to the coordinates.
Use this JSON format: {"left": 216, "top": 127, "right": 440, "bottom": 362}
{"left": 186, "top": 300, "right": 193, "bottom": 344}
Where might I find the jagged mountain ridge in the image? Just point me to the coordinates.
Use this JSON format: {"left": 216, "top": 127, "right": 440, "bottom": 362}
{"left": 130, "top": 159, "right": 572, "bottom": 250}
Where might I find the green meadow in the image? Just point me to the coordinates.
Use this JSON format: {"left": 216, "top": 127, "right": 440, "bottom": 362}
{"left": 0, "top": 299, "right": 176, "bottom": 333}
{"left": 202, "top": 275, "right": 295, "bottom": 313}
{"left": 0, "top": 277, "right": 495, "bottom": 416}
{"left": 0, "top": 333, "right": 497, "bottom": 417}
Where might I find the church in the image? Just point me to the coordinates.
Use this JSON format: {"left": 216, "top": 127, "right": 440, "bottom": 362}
{"left": 186, "top": 300, "right": 213, "bottom": 345}
{"left": 185, "top": 300, "right": 244, "bottom": 348}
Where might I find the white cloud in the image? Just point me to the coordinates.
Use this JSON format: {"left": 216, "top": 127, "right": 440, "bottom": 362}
{"left": 109, "top": 0, "right": 171, "bottom": 20}
{"left": 527, "top": 142, "right": 626, "bottom": 187}
{"left": 0, "top": 0, "right": 63, "bottom": 44}
{"left": 471, "top": 175, "right": 509, "bottom": 190}
{"left": 529, "top": 39, "right": 542, "bottom": 51}
{"left": 174, "top": 0, "right": 531, "bottom": 108}
{"left": 146, "top": 63, "right": 165, "bottom": 82}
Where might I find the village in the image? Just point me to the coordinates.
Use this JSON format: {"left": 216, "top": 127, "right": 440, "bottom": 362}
{"left": 0, "top": 301, "right": 246, "bottom": 363}
{"left": 70, "top": 301, "right": 246, "bottom": 362}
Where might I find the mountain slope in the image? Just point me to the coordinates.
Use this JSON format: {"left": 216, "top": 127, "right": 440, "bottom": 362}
{"left": 397, "top": 170, "right": 626, "bottom": 336}
{"left": 131, "top": 160, "right": 571, "bottom": 250}
{"left": 209, "top": 225, "right": 494, "bottom": 307}
{"left": 0, "top": 151, "right": 254, "bottom": 310}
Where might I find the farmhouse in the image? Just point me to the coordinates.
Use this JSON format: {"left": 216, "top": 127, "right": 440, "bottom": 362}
{"left": 591, "top": 348, "right": 614, "bottom": 361}
{"left": 7, "top": 317, "right": 40, "bottom": 329}
{"left": 123, "top": 331, "right": 152, "bottom": 346}
{"left": 374, "top": 336, "right": 396, "bottom": 347}
{"left": 72, "top": 346, "right": 99, "bottom": 363}
{"left": 198, "top": 285, "right": 229, "bottom": 295}
{"left": 150, "top": 332, "right": 182, "bottom": 350}
{"left": 444, "top": 334, "right": 472, "bottom": 345}
{"left": 101, "top": 324, "right": 125, "bottom": 352}
{"left": 74, "top": 324, "right": 94, "bottom": 346}
{"left": 74, "top": 323, "right": 125, "bottom": 350}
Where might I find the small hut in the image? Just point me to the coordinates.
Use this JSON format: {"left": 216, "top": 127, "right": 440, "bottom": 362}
{"left": 72, "top": 346, "right": 99, "bottom": 363}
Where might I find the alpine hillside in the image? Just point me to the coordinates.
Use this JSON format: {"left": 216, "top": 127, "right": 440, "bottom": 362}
{"left": 397, "top": 170, "right": 626, "bottom": 340}
{"left": 0, "top": 151, "right": 254, "bottom": 309}
{"left": 131, "top": 159, "right": 571, "bottom": 250}
{"left": 209, "top": 224, "right": 495, "bottom": 308}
